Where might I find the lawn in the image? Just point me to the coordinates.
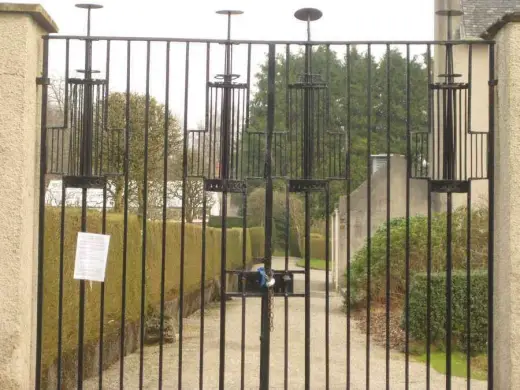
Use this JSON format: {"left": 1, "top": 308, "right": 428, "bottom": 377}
{"left": 295, "top": 258, "right": 328, "bottom": 271}
{"left": 413, "top": 351, "right": 487, "bottom": 381}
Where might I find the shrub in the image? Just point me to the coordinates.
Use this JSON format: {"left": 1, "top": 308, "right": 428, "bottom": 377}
{"left": 345, "top": 206, "right": 488, "bottom": 308}
{"left": 406, "top": 271, "right": 488, "bottom": 354}
{"left": 41, "top": 207, "right": 252, "bottom": 380}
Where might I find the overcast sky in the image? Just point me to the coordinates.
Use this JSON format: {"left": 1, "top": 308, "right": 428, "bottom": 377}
{"left": 21, "top": 0, "right": 435, "bottom": 127}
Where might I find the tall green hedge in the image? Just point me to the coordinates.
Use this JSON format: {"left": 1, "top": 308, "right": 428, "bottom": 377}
{"left": 249, "top": 227, "right": 265, "bottom": 259}
{"left": 41, "top": 208, "right": 252, "bottom": 376}
{"left": 406, "top": 271, "right": 488, "bottom": 354}
{"left": 300, "top": 233, "right": 327, "bottom": 260}
{"left": 346, "top": 207, "right": 488, "bottom": 308}
{"left": 208, "top": 215, "right": 244, "bottom": 228}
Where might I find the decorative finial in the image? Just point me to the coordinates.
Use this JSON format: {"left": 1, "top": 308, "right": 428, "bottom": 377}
{"left": 294, "top": 8, "right": 323, "bottom": 41}
{"left": 75, "top": 4, "right": 103, "bottom": 37}
{"left": 216, "top": 10, "right": 244, "bottom": 40}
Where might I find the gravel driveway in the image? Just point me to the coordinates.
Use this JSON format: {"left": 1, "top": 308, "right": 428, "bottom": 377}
{"left": 84, "top": 258, "right": 487, "bottom": 389}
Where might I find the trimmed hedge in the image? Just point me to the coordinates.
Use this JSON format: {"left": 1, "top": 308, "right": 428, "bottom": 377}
{"left": 406, "top": 271, "right": 488, "bottom": 354}
{"left": 248, "top": 226, "right": 303, "bottom": 259}
{"left": 300, "top": 233, "right": 327, "bottom": 260}
{"left": 346, "top": 207, "right": 488, "bottom": 308}
{"left": 41, "top": 208, "right": 252, "bottom": 378}
{"left": 249, "top": 227, "right": 265, "bottom": 259}
{"left": 208, "top": 215, "right": 244, "bottom": 229}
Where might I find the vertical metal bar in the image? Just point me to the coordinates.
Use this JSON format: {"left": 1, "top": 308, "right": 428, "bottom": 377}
{"left": 179, "top": 41, "right": 190, "bottom": 390}
{"left": 204, "top": 43, "right": 210, "bottom": 176}
{"left": 326, "top": 45, "right": 331, "bottom": 132}
{"left": 240, "top": 187, "right": 248, "bottom": 390}
{"left": 446, "top": 190, "right": 453, "bottom": 390}
{"left": 346, "top": 43, "right": 352, "bottom": 390}
{"left": 426, "top": 182, "right": 433, "bottom": 390}
{"left": 259, "top": 43, "right": 276, "bottom": 390}
{"left": 35, "top": 37, "right": 49, "bottom": 390}
{"left": 405, "top": 43, "right": 411, "bottom": 390}
{"left": 457, "top": 87, "right": 462, "bottom": 179}
{"left": 199, "top": 191, "right": 207, "bottom": 390}
{"left": 286, "top": 44, "right": 290, "bottom": 180}
{"left": 366, "top": 43, "right": 372, "bottom": 390}
{"left": 436, "top": 81, "right": 440, "bottom": 179}
{"left": 119, "top": 40, "right": 131, "bottom": 390}
{"left": 284, "top": 182, "right": 290, "bottom": 390}
{"left": 208, "top": 86, "right": 214, "bottom": 177}
{"left": 78, "top": 195, "right": 87, "bottom": 390}
{"left": 205, "top": 43, "right": 210, "bottom": 132}
{"left": 480, "top": 133, "right": 483, "bottom": 177}
{"left": 64, "top": 39, "right": 70, "bottom": 127}
{"left": 241, "top": 66, "right": 247, "bottom": 179}
{"left": 426, "top": 43, "right": 433, "bottom": 390}
{"left": 50, "top": 125, "right": 55, "bottom": 172}
{"left": 385, "top": 43, "right": 391, "bottom": 390}
{"left": 78, "top": 27, "right": 96, "bottom": 388}
{"left": 99, "top": 172, "right": 108, "bottom": 390}
{"left": 138, "top": 41, "right": 151, "bottom": 389}
{"left": 98, "top": 40, "right": 111, "bottom": 389}
{"left": 95, "top": 84, "right": 101, "bottom": 175}
{"left": 213, "top": 87, "right": 218, "bottom": 177}
{"left": 104, "top": 41, "right": 111, "bottom": 172}
{"left": 158, "top": 41, "right": 170, "bottom": 389}
{"left": 231, "top": 88, "right": 236, "bottom": 176}
{"left": 245, "top": 44, "right": 252, "bottom": 130}
{"left": 218, "top": 75, "right": 230, "bottom": 390}
{"left": 57, "top": 173, "right": 66, "bottom": 389}
{"left": 235, "top": 90, "right": 241, "bottom": 179}
{"left": 466, "top": 186, "right": 472, "bottom": 389}
{"left": 487, "top": 42, "right": 495, "bottom": 390}
{"left": 303, "top": 42, "right": 312, "bottom": 390}
{"left": 325, "top": 184, "right": 330, "bottom": 390}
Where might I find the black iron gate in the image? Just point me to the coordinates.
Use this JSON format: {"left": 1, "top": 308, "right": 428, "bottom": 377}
{"left": 35, "top": 5, "right": 495, "bottom": 390}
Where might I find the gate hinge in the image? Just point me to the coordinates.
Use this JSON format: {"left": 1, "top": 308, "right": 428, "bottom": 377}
{"left": 489, "top": 79, "right": 498, "bottom": 86}
{"left": 36, "top": 77, "right": 50, "bottom": 86}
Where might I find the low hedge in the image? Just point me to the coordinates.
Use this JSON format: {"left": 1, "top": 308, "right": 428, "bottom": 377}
{"left": 405, "top": 271, "right": 488, "bottom": 354}
{"left": 346, "top": 207, "right": 488, "bottom": 308}
{"left": 41, "top": 207, "right": 252, "bottom": 380}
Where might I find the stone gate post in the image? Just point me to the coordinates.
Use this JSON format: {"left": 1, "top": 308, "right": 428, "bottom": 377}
{"left": 0, "top": 4, "right": 57, "bottom": 389}
{"left": 490, "top": 12, "right": 520, "bottom": 390}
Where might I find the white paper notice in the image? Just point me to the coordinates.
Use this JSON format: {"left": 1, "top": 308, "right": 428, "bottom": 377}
{"left": 74, "top": 232, "right": 111, "bottom": 282}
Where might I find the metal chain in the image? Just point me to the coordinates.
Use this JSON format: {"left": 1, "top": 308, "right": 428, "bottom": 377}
{"left": 268, "top": 285, "right": 274, "bottom": 332}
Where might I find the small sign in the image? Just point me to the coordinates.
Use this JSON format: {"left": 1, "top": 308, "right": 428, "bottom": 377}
{"left": 73, "top": 232, "right": 111, "bottom": 282}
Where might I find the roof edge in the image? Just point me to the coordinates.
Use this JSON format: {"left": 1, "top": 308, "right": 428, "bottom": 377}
{"left": 481, "top": 11, "right": 520, "bottom": 39}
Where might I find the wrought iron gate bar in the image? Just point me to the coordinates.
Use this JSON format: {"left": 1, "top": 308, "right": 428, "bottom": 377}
{"left": 425, "top": 43, "right": 433, "bottom": 389}
{"left": 158, "top": 39, "right": 171, "bottom": 388}
{"left": 405, "top": 42, "right": 412, "bottom": 390}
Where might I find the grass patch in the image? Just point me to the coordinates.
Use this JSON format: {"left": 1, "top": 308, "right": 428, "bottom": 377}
{"left": 296, "top": 258, "right": 328, "bottom": 270}
{"left": 413, "top": 350, "right": 487, "bottom": 381}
